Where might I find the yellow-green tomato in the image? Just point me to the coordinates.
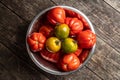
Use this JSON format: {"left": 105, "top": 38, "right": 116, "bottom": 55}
{"left": 55, "top": 24, "right": 70, "bottom": 39}
{"left": 62, "top": 38, "right": 78, "bottom": 53}
{"left": 46, "top": 37, "right": 61, "bottom": 53}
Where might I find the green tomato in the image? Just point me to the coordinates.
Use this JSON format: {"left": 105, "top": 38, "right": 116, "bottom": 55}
{"left": 62, "top": 38, "right": 78, "bottom": 53}
{"left": 55, "top": 24, "right": 70, "bottom": 39}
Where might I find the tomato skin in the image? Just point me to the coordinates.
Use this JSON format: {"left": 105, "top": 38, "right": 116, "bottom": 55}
{"left": 27, "top": 32, "right": 46, "bottom": 52}
{"left": 40, "top": 49, "right": 60, "bottom": 63}
{"left": 39, "top": 25, "right": 53, "bottom": 37}
{"left": 79, "top": 49, "right": 90, "bottom": 63}
{"left": 77, "top": 30, "right": 96, "bottom": 48}
{"left": 65, "top": 17, "right": 83, "bottom": 35}
{"left": 59, "top": 53, "right": 80, "bottom": 71}
{"left": 65, "top": 9, "right": 76, "bottom": 17}
{"left": 74, "top": 48, "right": 82, "bottom": 56}
{"left": 47, "top": 7, "right": 66, "bottom": 25}
{"left": 46, "top": 37, "right": 61, "bottom": 53}
{"left": 81, "top": 17, "right": 90, "bottom": 29}
{"left": 65, "top": 9, "right": 90, "bottom": 29}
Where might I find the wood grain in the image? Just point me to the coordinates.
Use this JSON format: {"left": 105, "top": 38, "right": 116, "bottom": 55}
{"left": 0, "top": 43, "right": 49, "bottom": 80}
{"left": 87, "top": 37, "right": 120, "bottom": 79}
{"left": 0, "top": 0, "right": 55, "bottom": 21}
{"left": 104, "top": 0, "right": 120, "bottom": 12}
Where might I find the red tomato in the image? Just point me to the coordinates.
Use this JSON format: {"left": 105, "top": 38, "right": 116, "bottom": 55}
{"left": 81, "top": 17, "right": 90, "bottom": 29}
{"left": 47, "top": 7, "right": 66, "bottom": 25}
{"left": 65, "top": 9, "right": 90, "bottom": 29}
{"left": 79, "top": 49, "right": 90, "bottom": 63}
{"left": 58, "top": 53, "right": 80, "bottom": 71}
{"left": 65, "top": 9, "right": 76, "bottom": 17}
{"left": 40, "top": 49, "right": 60, "bottom": 63}
{"left": 65, "top": 9, "right": 82, "bottom": 19}
{"left": 74, "top": 48, "right": 82, "bottom": 56}
{"left": 27, "top": 32, "right": 46, "bottom": 52}
{"left": 39, "top": 25, "right": 53, "bottom": 37}
{"left": 65, "top": 17, "right": 83, "bottom": 35}
{"left": 77, "top": 30, "right": 96, "bottom": 48}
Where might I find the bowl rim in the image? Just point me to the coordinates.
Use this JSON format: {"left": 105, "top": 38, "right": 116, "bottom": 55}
{"left": 26, "top": 5, "right": 96, "bottom": 75}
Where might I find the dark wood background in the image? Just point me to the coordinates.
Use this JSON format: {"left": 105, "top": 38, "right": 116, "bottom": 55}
{"left": 0, "top": 0, "right": 120, "bottom": 80}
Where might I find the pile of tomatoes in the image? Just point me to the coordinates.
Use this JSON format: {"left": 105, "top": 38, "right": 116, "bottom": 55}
{"left": 27, "top": 7, "right": 96, "bottom": 72}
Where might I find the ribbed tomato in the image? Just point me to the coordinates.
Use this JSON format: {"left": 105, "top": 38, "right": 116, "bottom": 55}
{"left": 65, "top": 9, "right": 90, "bottom": 29}
{"left": 40, "top": 49, "right": 60, "bottom": 63}
{"left": 27, "top": 32, "right": 46, "bottom": 52}
{"left": 79, "top": 49, "right": 90, "bottom": 63}
{"left": 77, "top": 30, "right": 96, "bottom": 48}
{"left": 58, "top": 53, "right": 80, "bottom": 71}
{"left": 74, "top": 48, "right": 82, "bottom": 56}
{"left": 47, "top": 7, "right": 66, "bottom": 25}
{"left": 39, "top": 25, "right": 53, "bottom": 37}
{"left": 65, "top": 17, "right": 83, "bottom": 35}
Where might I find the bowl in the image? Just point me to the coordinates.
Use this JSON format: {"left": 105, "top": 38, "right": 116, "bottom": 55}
{"left": 26, "top": 6, "right": 96, "bottom": 75}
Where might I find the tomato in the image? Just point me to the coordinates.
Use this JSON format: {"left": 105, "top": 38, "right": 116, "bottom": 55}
{"left": 81, "top": 17, "right": 90, "bottom": 29}
{"left": 77, "top": 30, "right": 96, "bottom": 48}
{"left": 65, "top": 17, "right": 83, "bottom": 35}
{"left": 27, "top": 32, "right": 46, "bottom": 52}
{"left": 39, "top": 25, "right": 53, "bottom": 37}
{"left": 65, "top": 9, "right": 82, "bottom": 20}
{"left": 62, "top": 38, "right": 78, "bottom": 53}
{"left": 79, "top": 49, "right": 90, "bottom": 63}
{"left": 65, "top": 9, "right": 90, "bottom": 29}
{"left": 55, "top": 24, "right": 70, "bottom": 39}
{"left": 46, "top": 37, "right": 61, "bottom": 53}
{"left": 74, "top": 48, "right": 82, "bottom": 56}
{"left": 58, "top": 53, "right": 80, "bottom": 71}
{"left": 40, "top": 49, "right": 60, "bottom": 63}
{"left": 47, "top": 7, "right": 66, "bottom": 25}
{"left": 65, "top": 9, "right": 76, "bottom": 17}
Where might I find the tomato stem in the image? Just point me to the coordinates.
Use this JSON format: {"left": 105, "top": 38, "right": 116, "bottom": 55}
{"left": 55, "top": 40, "right": 60, "bottom": 45}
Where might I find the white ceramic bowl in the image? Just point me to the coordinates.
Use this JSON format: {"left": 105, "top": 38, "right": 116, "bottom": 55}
{"left": 26, "top": 6, "right": 96, "bottom": 75}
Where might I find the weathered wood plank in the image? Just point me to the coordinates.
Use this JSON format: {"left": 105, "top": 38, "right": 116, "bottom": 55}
{"left": 0, "top": 2, "right": 30, "bottom": 61}
{"left": 104, "top": 0, "right": 120, "bottom": 12}
{"left": 0, "top": 0, "right": 55, "bottom": 21}
{"left": 0, "top": 2, "right": 102, "bottom": 80}
{"left": 0, "top": 43, "right": 49, "bottom": 80}
{"left": 53, "top": 66, "right": 102, "bottom": 80}
{"left": 86, "top": 37, "right": 120, "bottom": 80}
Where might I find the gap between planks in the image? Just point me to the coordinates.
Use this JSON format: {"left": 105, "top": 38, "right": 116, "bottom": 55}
{"left": 103, "top": 0, "right": 120, "bottom": 13}
{"left": 0, "top": 1, "right": 27, "bottom": 22}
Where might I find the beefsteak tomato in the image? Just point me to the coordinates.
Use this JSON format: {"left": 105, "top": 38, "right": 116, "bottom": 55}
{"left": 47, "top": 7, "right": 66, "bottom": 25}
{"left": 39, "top": 25, "right": 53, "bottom": 37}
{"left": 74, "top": 48, "right": 82, "bottom": 56}
{"left": 27, "top": 32, "right": 46, "bottom": 52}
{"left": 77, "top": 30, "right": 96, "bottom": 48}
{"left": 81, "top": 17, "right": 90, "bottom": 29}
{"left": 59, "top": 53, "right": 80, "bottom": 71}
{"left": 79, "top": 49, "right": 90, "bottom": 63}
{"left": 40, "top": 49, "right": 60, "bottom": 63}
{"left": 65, "top": 9, "right": 90, "bottom": 29}
{"left": 65, "top": 17, "right": 83, "bottom": 35}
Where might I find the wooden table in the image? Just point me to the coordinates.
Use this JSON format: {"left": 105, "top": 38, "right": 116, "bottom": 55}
{"left": 0, "top": 0, "right": 120, "bottom": 80}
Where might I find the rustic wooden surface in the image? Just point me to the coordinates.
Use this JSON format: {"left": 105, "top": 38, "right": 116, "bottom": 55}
{"left": 0, "top": 0, "right": 120, "bottom": 80}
